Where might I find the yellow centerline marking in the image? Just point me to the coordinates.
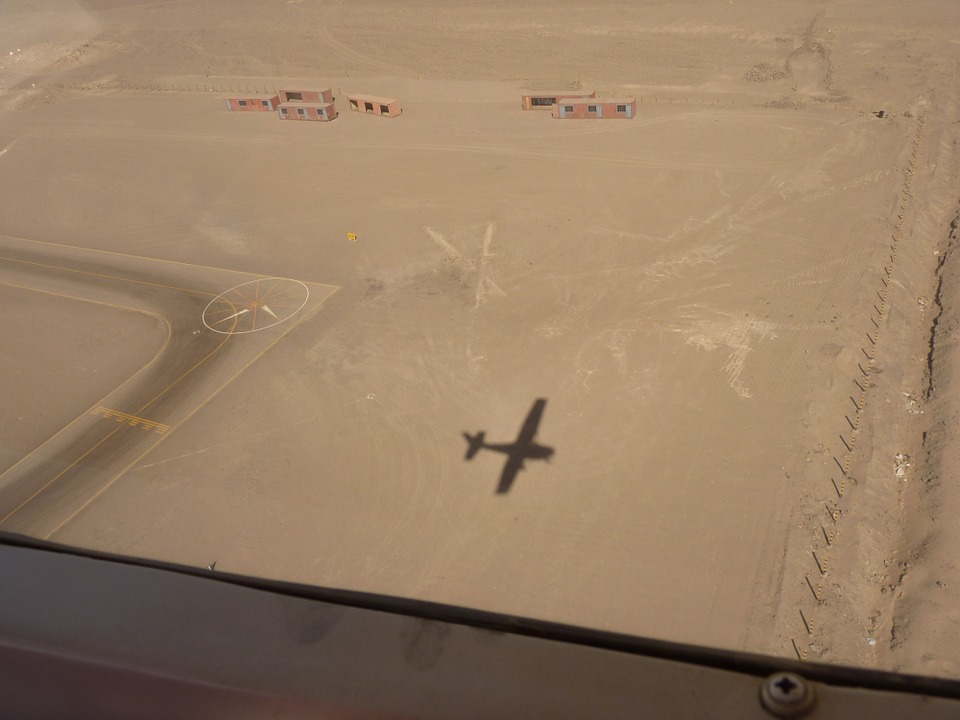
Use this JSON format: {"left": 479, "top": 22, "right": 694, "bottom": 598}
{"left": 257, "top": 289, "right": 305, "bottom": 304}
{"left": 0, "top": 253, "right": 215, "bottom": 299}
{"left": 0, "top": 232, "right": 332, "bottom": 287}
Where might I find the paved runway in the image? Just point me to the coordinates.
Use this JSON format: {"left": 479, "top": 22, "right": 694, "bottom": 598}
{"left": 0, "top": 236, "right": 336, "bottom": 537}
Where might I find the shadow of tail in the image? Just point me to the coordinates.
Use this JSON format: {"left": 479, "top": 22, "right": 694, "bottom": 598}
{"left": 463, "top": 432, "right": 485, "bottom": 460}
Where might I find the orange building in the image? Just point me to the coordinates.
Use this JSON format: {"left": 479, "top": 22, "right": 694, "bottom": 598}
{"left": 347, "top": 94, "right": 402, "bottom": 118}
{"left": 551, "top": 97, "right": 636, "bottom": 119}
{"left": 276, "top": 87, "right": 337, "bottom": 122}
{"left": 520, "top": 90, "right": 595, "bottom": 110}
{"left": 278, "top": 103, "right": 337, "bottom": 122}
{"left": 225, "top": 94, "right": 279, "bottom": 111}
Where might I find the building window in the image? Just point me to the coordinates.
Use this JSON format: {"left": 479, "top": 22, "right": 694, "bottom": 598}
{"left": 350, "top": 99, "right": 359, "bottom": 109}
{"left": 617, "top": 105, "right": 627, "bottom": 112}
{"left": 531, "top": 96, "right": 554, "bottom": 106}
{"left": 317, "top": 108, "right": 324, "bottom": 117}
{"left": 588, "top": 105, "right": 597, "bottom": 112}
{"left": 297, "top": 108, "right": 306, "bottom": 116}
{"left": 380, "top": 104, "right": 389, "bottom": 114}
{"left": 261, "top": 99, "right": 269, "bottom": 107}
{"left": 280, "top": 108, "right": 287, "bottom": 115}
{"left": 238, "top": 100, "right": 247, "bottom": 106}
{"left": 564, "top": 105, "right": 574, "bottom": 113}
{"left": 364, "top": 102, "right": 374, "bottom": 112}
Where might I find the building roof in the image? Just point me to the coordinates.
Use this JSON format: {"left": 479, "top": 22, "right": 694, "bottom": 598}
{"left": 556, "top": 97, "right": 636, "bottom": 104}
{"left": 347, "top": 94, "right": 400, "bottom": 105}
{"left": 523, "top": 90, "right": 595, "bottom": 97}
{"left": 226, "top": 94, "right": 278, "bottom": 100}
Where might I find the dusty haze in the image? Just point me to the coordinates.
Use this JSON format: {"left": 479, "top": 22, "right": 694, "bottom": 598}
{"left": 2, "top": 0, "right": 960, "bottom": 679}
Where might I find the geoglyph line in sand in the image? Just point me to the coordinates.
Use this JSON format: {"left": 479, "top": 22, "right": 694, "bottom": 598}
{"left": 425, "top": 222, "right": 505, "bottom": 312}
{"left": 474, "top": 222, "right": 505, "bottom": 311}
{"left": 684, "top": 312, "right": 777, "bottom": 399}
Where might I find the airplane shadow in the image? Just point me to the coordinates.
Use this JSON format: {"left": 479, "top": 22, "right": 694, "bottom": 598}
{"left": 463, "top": 398, "right": 554, "bottom": 494}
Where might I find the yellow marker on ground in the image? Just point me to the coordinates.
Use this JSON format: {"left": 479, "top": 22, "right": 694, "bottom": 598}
{"left": 347, "top": 232, "right": 357, "bottom": 242}
{"left": 91, "top": 406, "right": 169, "bottom": 434}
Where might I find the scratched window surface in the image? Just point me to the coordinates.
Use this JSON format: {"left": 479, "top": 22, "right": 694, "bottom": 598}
{"left": 2, "top": 0, "right": 960, "bottom": 679}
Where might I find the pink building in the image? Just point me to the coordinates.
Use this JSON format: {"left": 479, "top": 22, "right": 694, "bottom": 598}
{"left": 278, "top": 102, "right": 337, "bottom": 122}
{"left": 347, "top": 94, "right": 401, "bottom": 118}
{"left": 225, "top": 94, "right": 279, "bottom": 111}
{"left": 521, "top": 90, "right": 595, "bottom": 111}
{"left": 279, "top": 88, "right": 334, "bottom": 105}
{"left": 552, "top": 97, "right": 636, "bottom": 119}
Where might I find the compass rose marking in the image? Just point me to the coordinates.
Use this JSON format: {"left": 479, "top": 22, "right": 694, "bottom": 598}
{"left": 201, "top": 277, "right": 310, "bottom": 335}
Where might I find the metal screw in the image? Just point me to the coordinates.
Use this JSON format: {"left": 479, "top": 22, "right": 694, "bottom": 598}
{"left": 760, "top": 672, "right": 816, "bottom": 718}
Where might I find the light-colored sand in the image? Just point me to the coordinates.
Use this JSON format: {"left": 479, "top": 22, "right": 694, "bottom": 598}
{"left": 2, "top": 0, "right": 960, "bottom": 677}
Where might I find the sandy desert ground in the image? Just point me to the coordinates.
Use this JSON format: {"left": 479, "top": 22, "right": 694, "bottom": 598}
{"left": 2, "top": 0, "right": 960, "bottom": 679}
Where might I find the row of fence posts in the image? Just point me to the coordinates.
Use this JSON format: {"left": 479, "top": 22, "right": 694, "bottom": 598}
{"left": 791, "top": 111, "right": 926, "bottom": 662}
{"left": 53, "top": 81, "right": 281, "bottom": 95}
{"left": 638, "top": 95, "right": 846, "bottom": 110}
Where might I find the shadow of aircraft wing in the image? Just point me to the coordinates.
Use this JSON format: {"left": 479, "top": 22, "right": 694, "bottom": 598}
{"left": 496, "top": 453, "right": 526, "bottom": 494}
{"left": 515, "top": 399, "right": 547, "bottom": 446}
